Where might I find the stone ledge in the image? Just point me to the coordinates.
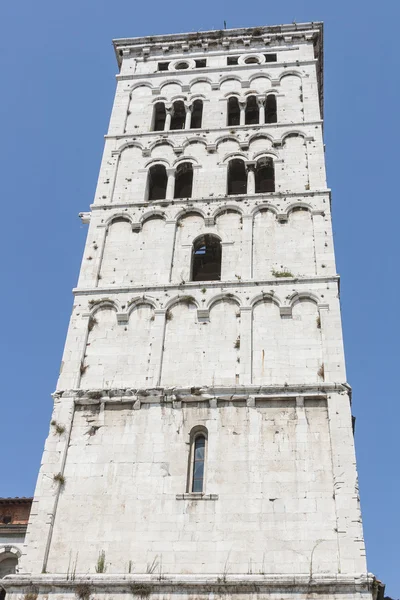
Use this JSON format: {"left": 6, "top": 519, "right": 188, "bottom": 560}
{"left": 2, "top": 572, "right": 376, "bottom": 593}
{"left": 176, "top": 493, "right": 218, "bottom": 501}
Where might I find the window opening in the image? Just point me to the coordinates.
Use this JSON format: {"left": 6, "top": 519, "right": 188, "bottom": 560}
{"left": 190, "top": 99, "right": 203, "bottom": 129}
{"left": 255, "top": 157, "right": 275, "bottom": 193}
{"left": 265, "top": 94, "right": 277, "bottom": 123}
{"left": 192, "top": 435, "right": 206, "bottom": 492}
{"left": 228, "top": 159, "right": 247, "bottom": 195}
{"left": 227, "top": 56, "right": 239, "bottom": 65}
{"left": 170, "top": 100, "right": 186, "bottom": 130}
{"left": 2, "top": 516, "right": 12, "bottom": 524}
{"left": 195, "top": 59, "right": 207, "bottom": 68}
{"left": 227, "top": 96, "right": 240, "bottom": 126}
{"left": 158, "top": 61, "right": 170, "bottom": 71}
{"left": 153, "top": 102, "right": 166, "bottom": 131}
{"left": 174, "top": 162, "right": 193, "bottom": 198}
{"left": 148, "top": 164, "right": 168, "bottom": 200}
{"left": 245, "top": 95, "right": 259, "bottom": 125}
{"left": 175, "top": 61, "right": 189, "bottom": 70}
{"left": 264, "top": 53, "right": 277, "bottom": 62}
{"left": 192, "top": 235, "right": 222, "bottom": 281}
{"left": 244, "top": 56, "right": 259, "bottom": 64}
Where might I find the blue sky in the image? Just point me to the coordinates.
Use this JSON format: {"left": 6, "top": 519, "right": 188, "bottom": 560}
{"left": 0, "top": 0, "right": 399, "bottom": 592}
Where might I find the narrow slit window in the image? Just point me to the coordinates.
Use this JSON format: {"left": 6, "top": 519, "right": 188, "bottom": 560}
{"left": 227, "top": 159, "right": 247, "bottom": 195}
{"left": 227, "top": 96, "right": 240, "bottom": 126}
{"left": 170, "top": 100, "right": 186, "bottom": 130}
{"left": 153, "top": 102, "right": 166, "bottom": 131}
{"left": 265, "top": 94, "right": 277, "bottom": 123}
{"left": 192, "top": 435, "right": 206, "bottom": 492}
{"left": 190, "top": 100, "right": 203, "bottom": 129}
{"left": 245, "top": 95, "right": 259, "bottom": 125}
{"left": 255, "top": 157, "right": 275, "bottom": 193}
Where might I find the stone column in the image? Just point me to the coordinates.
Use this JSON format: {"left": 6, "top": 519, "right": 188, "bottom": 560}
{"left": 166, "top": 168, "right": 175, "bottom": 199}
{"left": 148, "top": 309, "right": 167, "bottom": 387}
{"left": 185, "top": 104, "right": 192, "bottom": 129}
{"left": 239, "top": 100, "right": 246, "bottom": 126}
{"left": 241, "top": 214, "right": 253, "bottom": 279}
{"left": 257, "top": 96, "right": 265, "bottom": 124}
{"left": 165, "top": 220, "right": 177, "bottom": 282}
{"left": 165, "top": 106, "right": 173, "bottom": 131}
{"left": 246, "top": 161, "right": 256, "bottom": 194}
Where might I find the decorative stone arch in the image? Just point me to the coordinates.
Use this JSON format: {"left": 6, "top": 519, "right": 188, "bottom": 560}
{"left": 172, "top": 155, "right": 199, "bottom": 167}
{"left": 148, "top": 139, "right": 176, "bottom": 153}
{"left": 182, "top": 137, "right": 208, "bottom": 151}
{"left": 159, "top": 79, "right": 184, "bottom": 93}
{"left": 175, "top": 207, "right": 206, "bottom": 223}
{"left": 243, "top": 89, "right": 259, "bottom": 97}
{"left": 127, "top": 297, "right": 158, "bottom": 316}
{"left": 213, "top": 204, "right": 244, "bottom": 220}
{"left": 207, "top": 293, "right": 241, "bottom": 310}
{"left": 248, "top": 133, "right": 275, "bottom": 149}
{"left": 288, "top": 291, "right": 321, "bottom": 308}
{"left": 170, "top": 94, "right": 189, "bottom": 103}
{"left": 223, "top": 91, "right": 241, "bottom": 99}
{"left": 251, "top": 149, "right": 280, "bottom": 161}
{"left": 218, "top": 75, "right": 243, "bottom": 89}
{"left": 165, "top": 294, "right": 199, "bottom": 311}
{"left": 188, "top": 77, "right": 213, "bottom": 91}
{"left": 140, "top": 210, "right": 167, "bottom": 226}
{"left": 151, "top": 96, "right": 168, "bottom": 105}
{"left": 0, "top": 546, "right": 21, "bottom": 561}
{"left": 89, "top": 299, "right": 119, "bottom": 317}
{"left": 215, "top": 135, "right": 241, "bottom": 150}
{"left": 115, "top": 141, "right": 144, "bottom": 155}
{"left": 129, "top": 81, "right": 154, "bottom": 93}
{"left": 251, "top": 203, "right": 279, "bottom": 218}
{"left": 286, "top": 202, "right": 313, "bottom": 217}
{"left": 105, "top": 213, "right": 134, "bottom": 227}
{"left": 188, "top": 93, "right": 206, "bottom": 102}
{"left": 280, "top": 130, "right": 309, "bottom": 145}
{"left": 222, "top": 151, "right": 248, "bottom": 164}
{"left": 248, "top": 73, "right": 273, "bottom": 86}
{"left": 279, "top": 70, "right": 303, "bottom": 82}
{"left": 144, "top": 157, "right": 171, "bottom": 169}
{"left": 251, "top": 292, "right": 281, "bottom": 309}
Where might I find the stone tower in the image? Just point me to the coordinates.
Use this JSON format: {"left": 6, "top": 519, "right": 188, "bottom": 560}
{"left": 4, "top": 22, "right": 377, "bottom": 600}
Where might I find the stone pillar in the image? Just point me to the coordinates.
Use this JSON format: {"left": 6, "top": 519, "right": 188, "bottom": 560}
{"left": 239, "top": 100, "right": 246, "bottom": 126}
{"left": 185, "top": 104, "right": 192, "bottom": 129}
{"left": 257, "top": 96, "right": 265, "bottom": 125}
{"left": 166, "top": 168, "right": 175, "bottom": 199}
{"left": 165, "top": 220, "right": 177, "bottom": 282}
{"left": 241, "top": 215, "right": 253, "bottom": 279}
{"left": 148, "top": 309, "right": 167, "bottom": 386}
{"left": 165, "top": 106, "right": 173, "bottom": 131}
{"left": 246, "top": 161, "right": 256, "bottom": 194}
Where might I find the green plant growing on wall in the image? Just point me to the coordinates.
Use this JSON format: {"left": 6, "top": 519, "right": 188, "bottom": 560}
{"left": 95, "top": 550, "right": 106, "bottom": 573}
{"left": 272, "top": 269, "right": 293, "bottom": 278}
{"left": 53, "top": 472, "right": 65, "bottom": 486}
{"left": 51, "top": 420, "right": 66, "bottom": 435}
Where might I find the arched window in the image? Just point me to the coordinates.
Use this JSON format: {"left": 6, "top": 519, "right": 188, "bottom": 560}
{"left": 190, "top": 99, "right": 203, "bottom": 129}
{"left": 174, "top": 162, "right": 193, "bottom": 199}
{"left": 265, "top": 94, "right": 277, "bottom": 124}
{"left": 255, "top": 157, "right": 275, "bottom": 193}
{"left": 170, "top": 100, "right": 186, "bottom": 130}
{"left": 152, "top": 102, "right": 166, "bottom": 131}
{"left": 227, "top": 97, "right": 240, "bottom": 126}
{"left": 227, "top": 159, "right": 247, "bottom": 195}
{"left": 245, "top": 95, "right": 258, "bottom": 125}
{"left": 191, "top": 235, "right": 222, "bottom": 281}
{"left": 187, "top": 428, "right": 208, "bottom": 493}
{"left": 147, "top": 164, "right": 168, "bottom": 200}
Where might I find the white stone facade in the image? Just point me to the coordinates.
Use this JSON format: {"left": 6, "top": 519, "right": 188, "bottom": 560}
{"left": 3, "top": 22, "right": 378, "bottom": 600}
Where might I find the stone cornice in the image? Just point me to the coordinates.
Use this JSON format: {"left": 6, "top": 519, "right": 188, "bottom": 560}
{"left": 2, "top": 571, "right": 374, "bottom": 592}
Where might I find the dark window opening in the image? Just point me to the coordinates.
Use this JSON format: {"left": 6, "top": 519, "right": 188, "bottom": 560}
{"left": 228, "top": 159, "right": 247, "bottom": 195}
{"left": 170, "top": 100, "right": 186, "bottom": 130}
{"left": 227, "top": 56, "right": 239, "bottom": 65}
{"left": 245, "top": 95, "right": 259, "bottom": 125}
{"left": 148, "top": 164, "right": 168, "bottom": 200}
{"left": 265, "top": 94, "right": 277, "bottom": 123}
{"left": 175, "top": 61, "right": 189, "bottom": 70}
{"left": 192, "top": 435, "right": 205, "bottom": 492}
{"left": 195, "top": 59, "right": 207, "bottom": 68}
{"left": 153, "top": 102, "right": 166, "bottom": 131}
{"left": 192, "top": 235, "right": 222, "bottom": 281}
{"left": 255, "top": 157, "right": 275, "bottom": 193}
{"left": 227, "top": 96, "right": 240, "bottom": 126}
{"left": 174, "top": 162, "right": 193, "bottom": 198}
{"left": 0, "top": 588, "right": 5, "bottom": 600}
{"left": 2, "top": 516, "right": 12, "bottom": 524}
{"left": 158, "top": 61, "right": 170, "bottom": 71}
{"left": 264, "top": 53, "right": 277, "bottom": 62}
{"left": 244, "top": 56, "right": 259, "bottom": 64}
{"left": 190, "top": 99, "right": 203, "bottom": 129}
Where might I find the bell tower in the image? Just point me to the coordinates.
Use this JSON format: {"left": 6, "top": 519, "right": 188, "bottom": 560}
{"left": 4, "top": 22, "right": 378, "bottom": 600}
